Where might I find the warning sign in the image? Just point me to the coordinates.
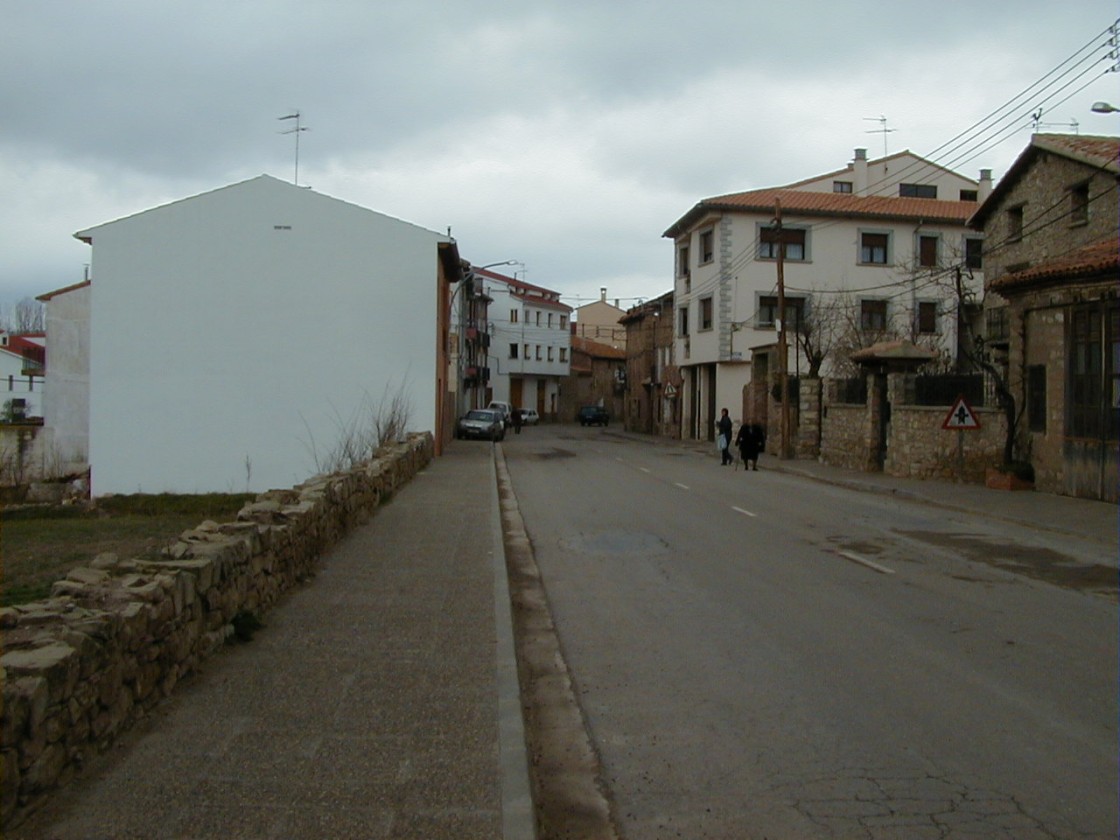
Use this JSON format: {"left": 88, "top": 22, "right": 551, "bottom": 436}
{"left": 942, "top": 395, "right": 981, "bottom": 430}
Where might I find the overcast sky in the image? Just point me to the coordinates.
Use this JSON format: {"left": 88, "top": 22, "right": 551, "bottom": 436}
{"left": 2, "top": 1, "right": 1117, "bottom": 311}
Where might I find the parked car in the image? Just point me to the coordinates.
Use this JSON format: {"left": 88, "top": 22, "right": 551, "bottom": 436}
{"left": 578, "top": 405, "right": 609, "bottom": 426}
{"left": 519, "top": 408, "right": 540, "bottom": 425}
{"left": 487, "top": 400, "right": 514, "bottom": 428}
{"left": 456, "top": 408, "right": 506, "bottom": 441}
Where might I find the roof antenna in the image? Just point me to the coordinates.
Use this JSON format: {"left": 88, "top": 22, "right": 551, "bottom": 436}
{"left": 863, "top": 115, "right": 896, "bottom": 156}
{"left": 278, "top": 111, "right": 310, "bottom": 185}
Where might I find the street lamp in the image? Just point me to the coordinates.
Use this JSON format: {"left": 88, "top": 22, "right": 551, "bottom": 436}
{"left": 1091, "top": 101, "right": 1119, "bottom": 113}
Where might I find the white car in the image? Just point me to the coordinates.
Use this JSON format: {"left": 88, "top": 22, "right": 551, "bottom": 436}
{"left": 487, "top": 400, "right": 513, "bottom": 427}
{"left": 518, "top": 408, "right": 540, "bottom": 425}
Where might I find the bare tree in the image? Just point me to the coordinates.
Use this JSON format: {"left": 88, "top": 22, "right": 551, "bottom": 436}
{"left": 1, "top": 298, "right": 46, "bottom": 333}
{"left": 300, "top": 379, "right": 414, "bottom": 474}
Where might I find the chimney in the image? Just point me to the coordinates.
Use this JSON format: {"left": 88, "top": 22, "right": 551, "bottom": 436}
{"left": 614, "top": 299, "right": 619, "bottom": 308}
{"left": 600, "top": 287, "right": 607, "bottom": 302}
{"left": 853, "top": 148, "right": 868, "bottom": 195}
{"left": 978, "top": 168, "right": 993, "bottom": 202}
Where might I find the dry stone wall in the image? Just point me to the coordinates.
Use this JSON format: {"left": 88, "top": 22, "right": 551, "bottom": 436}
{"left": 0, "top": 433, "right": 433, "bottom": 829}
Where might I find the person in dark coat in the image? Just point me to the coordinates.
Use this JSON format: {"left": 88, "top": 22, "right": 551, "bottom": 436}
{"left": 511, "top": 407, "right": 523, "bottom": 434}
{"left": 736, "top": 422, "right": 766, "bottom": 471}
{"left": 717, "top": 408, "right": 734, "bottom": 465}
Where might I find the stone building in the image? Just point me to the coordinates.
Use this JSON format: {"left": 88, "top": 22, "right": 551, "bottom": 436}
{"left": 560, "top": 336, "right": 626, "bottom": 422}
{"left": 968, "top": 134, "right": 1119, "bottom": 502}
{"left": 619, "top": 291, "right": 677, "bottom": 437}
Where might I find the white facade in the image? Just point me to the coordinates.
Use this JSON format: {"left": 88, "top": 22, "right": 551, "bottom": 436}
{"left": 665, "top": 149, "right": 988, "bottom": 440}
{"left": 38, "top": 281, "right": 91, "bottom": 476}
{"left": 0, "top": 335, "right": 44, "bottom": 416}
{"left": 476, "top": 268, "right": 571, "bottom": 418}
{"left": 76, "top": 175, "right": 455, "bottom": 494}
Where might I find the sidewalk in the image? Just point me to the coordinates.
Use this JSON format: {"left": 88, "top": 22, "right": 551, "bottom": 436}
{"left": 9, "top": 442, "right": 532, "bottom": 840}
{"left": 618, "top": 429, "right": 1118, "bottom": 555}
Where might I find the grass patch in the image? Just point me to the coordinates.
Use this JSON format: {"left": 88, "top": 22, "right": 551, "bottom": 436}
{"left": 1, "top": 493, "right": 254, "bottom": 608}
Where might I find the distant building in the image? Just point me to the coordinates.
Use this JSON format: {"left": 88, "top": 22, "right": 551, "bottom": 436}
{"left": 474, "top": 268, "right": 571, "bottom": 420}
{"left": 561, "top": 336, "right": 627, "bottom": 422}
{"left": 573, "top": 288, "right": 627, "bottom": 350}
{"left": 619, "top": 291, "right": 677, "bottom": 437}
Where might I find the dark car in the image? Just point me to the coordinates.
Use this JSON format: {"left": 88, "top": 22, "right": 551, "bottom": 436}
{"left": 578, "top": 405, "right": 609, "bottom": 426}
{"left": 456, "top": 408, "right": 506, "bottom": 441}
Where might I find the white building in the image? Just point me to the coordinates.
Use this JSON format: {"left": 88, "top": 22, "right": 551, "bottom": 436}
{"left": 474, "top": 268, "right": 571, "bottom": 419}
{"left": 37, "top": 280, "right": 91, "bottom": 477}
{"left": 74, "top": 174, "right": 461, "bottom": 494}
{"left": 663, "top": 148, "right": 990, "bottom": 441}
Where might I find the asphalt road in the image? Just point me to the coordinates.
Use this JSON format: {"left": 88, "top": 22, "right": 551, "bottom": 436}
{"left": 501, "top": 425, "right": 1118, "bottom": 840}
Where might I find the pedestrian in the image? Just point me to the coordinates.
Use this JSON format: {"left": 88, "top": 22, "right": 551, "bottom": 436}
{"left": 736, "top": 422, "right": 765, "bottom": 471}
{"left": 716, "top": 408, "right": 733, "bottom": 465}
{"left": 511, "top": 407, "right": 523, "bottom": 434}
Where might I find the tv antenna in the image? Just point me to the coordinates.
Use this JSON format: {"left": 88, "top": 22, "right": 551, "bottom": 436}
{"left": 278, "top": 111, "right": 310, "bottom": 185}
{"left": 863, "top": 115, "right": 896, "bottom": 156}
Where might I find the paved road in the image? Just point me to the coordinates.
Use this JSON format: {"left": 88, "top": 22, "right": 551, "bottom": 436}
{"left": 502, "top": 425, "right": 1118, "bottom": 839}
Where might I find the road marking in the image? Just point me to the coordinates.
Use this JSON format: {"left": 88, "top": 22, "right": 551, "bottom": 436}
{"left": 732, "top": 506, "right": 757, "bottom": 517}
{"left": 674, "top": 482, "right": 690, "bottom": 490}
{"left": 837, "top": 550, "right": 895, "bottom": 575}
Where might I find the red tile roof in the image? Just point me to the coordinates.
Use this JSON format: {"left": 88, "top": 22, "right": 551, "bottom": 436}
{"left": 571, "top": 336, "right": 626, "bottom": 360}
{"left": 990, "top": 236, "right": 1119, "bottom": 291}
{"left": 664, "top": 188, "right": 976, "bottom": 238}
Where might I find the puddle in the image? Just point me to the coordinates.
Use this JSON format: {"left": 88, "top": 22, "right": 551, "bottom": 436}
{"left": 899, "top": 530, "right": 1118, "bottom": 600}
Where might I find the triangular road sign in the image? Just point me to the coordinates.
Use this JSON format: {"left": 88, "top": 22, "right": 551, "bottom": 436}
{"left": 942, "top": 395, "right": 981, "bottom": 430}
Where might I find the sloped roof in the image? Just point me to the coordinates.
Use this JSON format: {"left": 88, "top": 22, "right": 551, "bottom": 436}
{"left": 968, "top": 134, "right": 1120, "bottom": 228}
{"left": 473, "top": 267, "right": 572, "bottom": 312}
{"left": 782, "top": 149, "right": 977, "bottom": 190}
{"left": 571, "top": 335, "right": 626, "bottom": 360}
{"left": 37, "top": 279, "right": 91, "bottom": 301}
{"left": 74, "top": 174, "right": 453, "bottom": 244}
{"left": 990, "top": 236, "right": 1119, "bottom": 292}
{"left": 664, "top": 188, "right": 977, "bottom": 239}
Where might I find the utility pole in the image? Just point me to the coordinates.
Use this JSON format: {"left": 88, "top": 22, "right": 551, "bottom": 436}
{"left": 775, "top": 199, "right": 791, "bottom": 459}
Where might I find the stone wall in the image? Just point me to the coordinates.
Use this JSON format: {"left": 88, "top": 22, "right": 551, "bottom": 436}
{"left": 0, "top": 433, "right": 433, "bottom": 829}
{"left": 820, "top": 374, "right": 1006, "bottom": 480}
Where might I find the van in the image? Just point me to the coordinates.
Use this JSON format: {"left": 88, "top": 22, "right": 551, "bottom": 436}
{"left": 487, "top": 401, "right": 513, "bottom": 427}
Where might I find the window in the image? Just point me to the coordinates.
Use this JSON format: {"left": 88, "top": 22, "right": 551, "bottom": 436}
{"left": 899, "top": 183, "right": 938, "bottom": 199}
{"left": 678, "top": 245, "right": 690, "bottom": 275}
{"left": 757, "top": 295, "right": 805, "bottom": 330}
{"left": 559, "top": 347, "right": 568, "bottom": 362}
{"left": 523, "top": 343, "right": 530, "bottom": 359}
{"left": 547, "top": 346, "right": 554, "bottom": 361}
{"left": 535, "top": 311, "right": 541, "bottom": 326}
{"left": 678, "top": 305, "right": 689, "bottom": 337}
{"left": 1027, "top": 365, "right": 1047, "bottom": 432}
{"left": 860, "top": 232, "right": 889, "bottom": 265}
{"left": 960, "top": 189, "right": 978, "bottom": 202}
{"left": 510, "top": 309, "right": 519, "bottom": 323}
{"left": 699, "top": 229, "right": 714, "bottom": 263}
{"left": 1008, "top": 205, "right": 1024, "bottom": 241}
{"left": 535, "top": 345, "right": 542, "bottom": 360}
{"left": 759, "top": 227, "right": 807, "bottom": 261}
{"left": 861, "top": 299, "right": 888, "bottom": 332}
{"left": 509, "top": 343, "right": 518, "bottom": 359}
{"left": 548, "top": 313, "right": 554, "bottom": 328}
{"left": 833, "top": 181, "right": 853, "bottom": 193}
{"left": 918, "top": 235, "right": 939, "bottom": 268}
{"left": 965, "top": 237, "right": 983, "bottom": 270}
{"left": 700, "top": 296, "right": 713, "bottom": 331}
{"left": 1070, "top": 182, "right": 1089, "bottom": 226}
{"left": 560, "top": 315, "right": 568, "bottom": 330}
{"left": 917, "top": 301, "right": 938, "bottom": 334}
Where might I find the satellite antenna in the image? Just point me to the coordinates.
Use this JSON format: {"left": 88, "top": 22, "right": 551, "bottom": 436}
{"left": 863, "top": 115, "right": 896, "bottom": 156}
{"left": 278, "top": 111, "right": 310, "bottom": 185}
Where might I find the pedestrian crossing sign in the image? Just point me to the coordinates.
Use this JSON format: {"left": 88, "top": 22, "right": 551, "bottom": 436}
{"left": 942, "top": 395, "right": 981, "bottom": 430}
